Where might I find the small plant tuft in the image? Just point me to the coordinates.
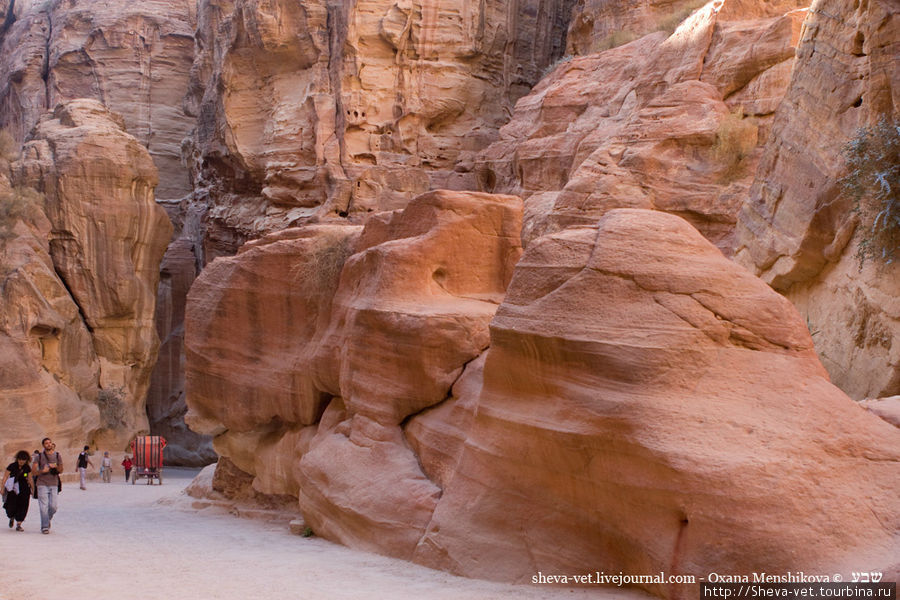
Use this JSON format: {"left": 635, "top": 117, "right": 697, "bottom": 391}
{"left": 840, "top": 117, "right": 900, "bottom": 266}
{"left": 596, "top": 31, "right": 640, "bottom": 51}
{"left": 97, "top": 387, "right": 128, "bottom": 429}
{"left": 711, "top": 107, "right": 757, "bottom": 183}
{"left": 0, "top": 185, "right": 43, "bottom": 244}
{"left": 290, "top": 238, "right": 355, "bottom": 296}
{"left": 540, "top": 54, "right": 573, "bottom": 79}
{"left": 657, "top": 0, "right": 708, "bottom": 34}
{"left": 302, "top": 526, "right": 314, "bottom": 538}
{"left": 0, "top": 129, "right": 18, "bottom": 162}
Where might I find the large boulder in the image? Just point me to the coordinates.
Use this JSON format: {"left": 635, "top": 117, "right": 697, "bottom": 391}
{"left": 184, "top": 189, "right": 524, "bottom": 558}
{"left": 414, "top": 209, "right": 900, "bottom": 593}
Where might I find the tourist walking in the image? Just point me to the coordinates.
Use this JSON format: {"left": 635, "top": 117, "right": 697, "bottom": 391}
{"left": 34, "top": 437, "right": 63, "bottom": 534}
{"left": 76, "top": 446, "right": 93, "bottom": 490}
{"left": 122, "top": 455, "right": 133, "bottom": 482}
{"left": 2, "top": 451, "right": 33, "bottom": 531}
{"left": 100, "top": 451, "right": 112, "bottom": 483}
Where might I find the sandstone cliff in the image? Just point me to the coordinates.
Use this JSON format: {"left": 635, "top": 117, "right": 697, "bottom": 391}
{"left": 734, "top": 0, "right": 899, "bottom": 399}
{"left": 0, "top": 0, "right": 196, "bottom": 200}
{"left": 182, "top": 0, "right": 574, "bottom": 247}
{"left": 475, "top": 0, "right": 807, "bottom": 253}
{"left": 1, "top": 99, "right": 171, "bottom": 455}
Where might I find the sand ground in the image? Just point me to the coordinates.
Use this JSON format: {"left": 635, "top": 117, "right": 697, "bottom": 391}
{"left": 0, "top": 467, "right": 648, "bottom": 600}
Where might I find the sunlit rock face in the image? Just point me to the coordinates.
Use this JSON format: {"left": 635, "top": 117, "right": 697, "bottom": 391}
{"left": 185, "top": 202, "right": 900, "bottom": 594}
{"left": 566, "top": 0, "right": 807, "bottom": 54}
{"left": 734, "top": 0, "right": 900, "bottom": 399}
{"left": 0, "top": 0, "right": 196, "bottom": 200}
{"left": 8, "top": 99, "right": 172, "bottom": 452}
{"left": 414, "top": 209, "right": 900, "bottom": 595}
{"left": 475, "top": 0, "right": 807, "bottom": 254}
{"left": 182, "top": 0, "right": 574, "bottom": 245}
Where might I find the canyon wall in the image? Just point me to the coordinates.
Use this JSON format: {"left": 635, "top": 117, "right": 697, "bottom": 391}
{"left": 182, "top": 0, "right": 899, "bottom": 593}
{"left": 475, "top": 0, "right": 808, "bottom": 252}
{"left": 0, "top": 0, "right": 897, "bottom": 592}
{"left": 1, "top": 99, "right": 171, "bottom": 456}
{"left": 0, "top": 0, "right": 209, "bottom": 459}
{"left": 734, "top": 0, "right": 899, "bottom": 399}
{"left": 0, "top": 0, "right": 196, "bottom": 200}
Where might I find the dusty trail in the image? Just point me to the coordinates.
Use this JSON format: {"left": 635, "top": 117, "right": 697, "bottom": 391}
{"left": 0, "top": 468, "right": 646, "bottom": 600}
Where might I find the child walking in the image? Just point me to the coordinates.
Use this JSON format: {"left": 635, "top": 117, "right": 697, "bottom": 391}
{"left": 100, "top": 451, "right": 112, "bottom": 483}
{"left": 122, "top": 456, "right": 133, "bottom": 482}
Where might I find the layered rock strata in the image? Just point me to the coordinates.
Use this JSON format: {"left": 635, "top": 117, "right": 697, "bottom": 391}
{"left": 0, "top": 0, "right": 197, "bottom": 200}
{"left": 183, "top": 0, "right": 574, "bottom": 243}
{"left": 734, "top": 0, "right": 899, "bottom": 399}
{"left": 413, "top": 209, "right": 900, "bottom": 593}
{"left": 0, "top": 169, "right": 100, "bottom": 462}
{"left": 185, "top": 189, "right": 523, "bottom": 553}
{"left": 185, "top": 202, "right": 900, "bottom": 594}
{"left": 6, "top": 99, "right": 171, "bottom": 452}
{"left": 476, "top": 0, "right": 807, "bottom": 253}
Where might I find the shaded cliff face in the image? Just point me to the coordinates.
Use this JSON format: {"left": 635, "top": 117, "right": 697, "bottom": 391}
{"left": 1, "top": 99, "right": 171, "bottom": 456}
{"left": 734, "top": 0, "right": 899, "bottom": 399}
{"left": 475, "top": 0, "right": 807, "bottom": 253}
{"left": 183, "top": 0, "right": 575, "bottom": 249}
{"left": 0, "top": 0, "right": 197, "bottom": 201}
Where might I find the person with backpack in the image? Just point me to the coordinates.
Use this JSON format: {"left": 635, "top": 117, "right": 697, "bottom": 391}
{"left": 76, "top": 446, "right": 94, "bottom": 490}
{"left": 34, "top": 437, "right": 63, "bottom": 534}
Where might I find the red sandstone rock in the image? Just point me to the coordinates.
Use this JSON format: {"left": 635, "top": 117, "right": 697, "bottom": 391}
{"left": 185, "top": 189, "right": 524, "bottom": 559}
{"left": 734, "top": 0, "right": 899, "bottom": 399}
{"left": 185, "top": 224, "right": 363, "bottom": 436}
{"left": 0, "top": 174, "right": 101, "bottom": 462}
{"left": 184, "top": 0, "right": 573, "bottom": 238}
{"left": 477, "top": 0, "right": 806, "bottom": 253}
{"left": 413, "top": 209, "right": 900, "bottom": 594}
{"left": 566, "top": 0, "right": 806, "bottom": 55}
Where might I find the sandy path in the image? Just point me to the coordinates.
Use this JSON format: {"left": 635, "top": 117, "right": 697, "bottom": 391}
{"left": 0, "top": 468, "right": 646, "bottom": 600}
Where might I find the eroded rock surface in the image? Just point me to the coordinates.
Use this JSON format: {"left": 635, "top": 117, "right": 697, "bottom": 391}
{"left": 476, "top": 0, "right": 807, "bottom": 253}
{"left": 566, "top": 0, "right": 806, "bottom": 54}
{"left": 734, "top": 0, "right": 899, "bottom": 398}
{"left": 0, "top": 0, "right": 196, "bottom": 200}
{"left": 0, "top": 171, "right": 100, "bottom": 462}
{"left": 9, "top": 99, "right": 172, "bottom": 451}
{"left": 185, "top": 189, "right": 523, "bottom": 559}
{"left": 415, "top": 210, "right": 900, "bottom": 593}
{"left": 183, "top": 0, "right": 573, "bottom": 245}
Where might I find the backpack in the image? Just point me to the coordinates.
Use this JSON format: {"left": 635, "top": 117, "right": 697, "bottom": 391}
{"left": 77, "top": 452, "right": 88, "bottom": 469}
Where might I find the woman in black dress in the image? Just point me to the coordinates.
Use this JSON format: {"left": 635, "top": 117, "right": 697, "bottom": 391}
{"left": 2, "top": 450, "right": 34, "bottom": 531}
